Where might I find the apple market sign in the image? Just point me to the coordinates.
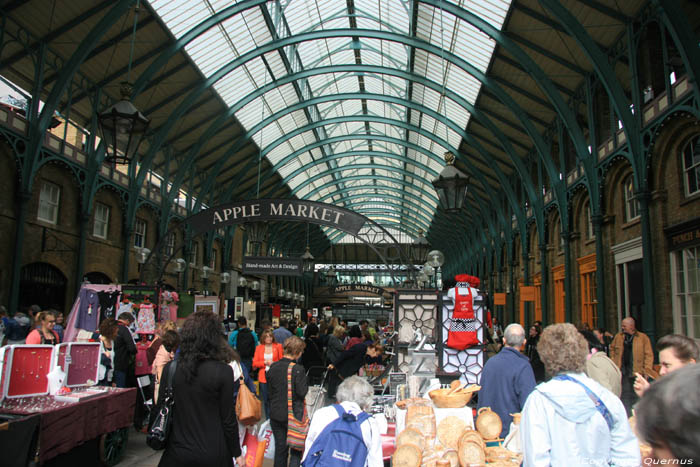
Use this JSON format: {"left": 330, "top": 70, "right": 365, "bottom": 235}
{"left": 187, "top": 199, "right": 366, "bottom": 236}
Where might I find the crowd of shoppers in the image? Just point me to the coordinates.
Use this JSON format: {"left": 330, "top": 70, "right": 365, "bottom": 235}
{"left": 477, "top": 310, "right": 699, "bottom": 466}
{"left": 6, "top": 298, "right": 698, "bottom": 467}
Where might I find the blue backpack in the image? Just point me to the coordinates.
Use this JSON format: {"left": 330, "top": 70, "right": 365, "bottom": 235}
{"left": 302, "top": 404, "right": 370, "bottom": 467}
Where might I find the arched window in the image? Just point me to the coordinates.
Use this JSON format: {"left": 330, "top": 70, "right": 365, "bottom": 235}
{"left": 682, "top": 135, "right": 700, "bottom": 196}
{"left": 624, "top": 175, "right": 640, "bottom": 221}
{"left": 584, "top": 200, "right": 594, "bottom": 240}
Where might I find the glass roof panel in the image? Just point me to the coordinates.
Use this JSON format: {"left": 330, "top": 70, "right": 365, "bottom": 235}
{"left": 148, "top": 0, "right": 514, "bottom": 243}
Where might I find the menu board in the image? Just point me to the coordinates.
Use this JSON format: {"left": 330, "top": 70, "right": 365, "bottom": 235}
{"left": 389, "top": 372, "right": 407, "bottom": 396}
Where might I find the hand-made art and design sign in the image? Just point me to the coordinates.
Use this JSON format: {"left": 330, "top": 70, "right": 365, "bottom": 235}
{"left": 242, "top": 256, "right": 303, "bottom": 276}
{"left": 187, "top": 199, "right": 366, "bottom": 235}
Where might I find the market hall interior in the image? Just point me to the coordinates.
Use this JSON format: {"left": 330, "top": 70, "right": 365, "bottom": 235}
{"left": 0, "top": 0, "right": 700, "bottom": 464}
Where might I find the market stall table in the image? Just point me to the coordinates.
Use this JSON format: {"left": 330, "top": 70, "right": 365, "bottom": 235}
{"left": 0, "top": 387, "right": 136, "bottom": 466}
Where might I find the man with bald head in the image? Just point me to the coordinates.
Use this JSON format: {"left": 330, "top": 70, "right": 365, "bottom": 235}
{"left": 477, "top": 323, "right": 536, "bottom": 439}
{"left": 610, "top": 316, "right": 654, "bottom": 414}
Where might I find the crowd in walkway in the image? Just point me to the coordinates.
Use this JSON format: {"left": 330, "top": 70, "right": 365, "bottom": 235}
{"left": 2, "top": 302, "right": 698, "bottom": 466}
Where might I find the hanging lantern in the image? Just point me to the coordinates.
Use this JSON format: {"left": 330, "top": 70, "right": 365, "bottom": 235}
{"left": 412, "top": 229, "right": 430, "bottom": 263}
{"left": 98, "top": 82, "right": 150, "bottom": 164}
{"left": 426, "top": 250, "right": 445, "bottom": 268}
{"left": 293, "top": 293, "right": 299, "bottom": 301}
{"left": 278, "top": 288, "right": 286, "bottom": 298}
{"left": 286, "top": 290, "right": 293, "bottom": 300}
{"left": 299, "top": 294, "right": 305, "bottom": 303}
{"left": 301, "top": 246, "right": 315, "bottom": 273}
{"left": 251, "top": 280, "right": 260, "bottom": 291}
{"left": 431, "top": 152, "right": 469, "bottom": 213}
{"left": 220, "top": 272, "right": 231, "bottom": 284}
{"left": 238, "top": 276, "right": 248, "bottom": 288}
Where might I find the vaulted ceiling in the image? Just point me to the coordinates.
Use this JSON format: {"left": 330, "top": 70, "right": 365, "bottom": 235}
{"left": 2, "top": 0, "right": 698, "bottom": 268}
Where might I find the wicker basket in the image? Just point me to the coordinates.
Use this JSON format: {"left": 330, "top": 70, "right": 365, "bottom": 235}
{"left": 476, "top": 407, "right": 503, "bottom": 440}
{"left": 428, "top": 388, "right": 474, "bottom": 408}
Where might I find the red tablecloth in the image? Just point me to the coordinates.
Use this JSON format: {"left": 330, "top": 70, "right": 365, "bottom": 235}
{"left": 0, "top": 387, "right": 136, "bottom": 462}
{"left": 382, "top": 422, "right": 396, "bottom": 460}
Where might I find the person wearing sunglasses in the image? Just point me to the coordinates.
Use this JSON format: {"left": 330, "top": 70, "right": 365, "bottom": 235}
{"left": 26, "top": 311, "right": 60, "bottom": 345}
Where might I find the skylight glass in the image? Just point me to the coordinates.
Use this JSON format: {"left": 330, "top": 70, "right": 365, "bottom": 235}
{"left": 148, "top": 0, "right": 513, "bottom": 241}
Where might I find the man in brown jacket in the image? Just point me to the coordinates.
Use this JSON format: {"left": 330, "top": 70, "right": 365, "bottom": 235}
{"left": 610, "top": 317, "right": 655, "bottom": 414}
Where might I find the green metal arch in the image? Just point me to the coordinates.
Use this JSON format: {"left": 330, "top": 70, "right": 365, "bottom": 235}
{"left": 251, "top": 106, "right": 520, "bottom": 235}
{"left": 232, "top": 111, "right": 509, "bottom": 252}
{"left": 140, "top": 30, "right": 556, "bottom": 217}
{"left": 124, "top": 0, "right": 588, "bottom": 233}
{"left": 312, "top": 191, "right": 459, "bottom": 242}
{"left": 190, "top": 62, "right": 515, "bottom": 212}
{"left": 539, "top": 0, "right": 639, "bottom": 180}
{"left": 291, "top": 168, "right": 437, "bottom": 221}
{"left": 281, "top": 151, "right": 439, "bottom": 186}
{"left": 329, "top": 198, "right": 435, "bottom": 232}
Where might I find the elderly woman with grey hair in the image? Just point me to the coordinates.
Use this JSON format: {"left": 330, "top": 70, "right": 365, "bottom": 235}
{"left": 521, "top": 323, "right": 640, "bottom": 467}
{"left": 301, "top": 376, "right": 383, "bottom": 466}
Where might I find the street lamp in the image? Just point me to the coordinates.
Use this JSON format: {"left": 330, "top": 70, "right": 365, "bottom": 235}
{"left": 431, "top": 152, "right": 469, "bottom": 213}
{"left": 238, "top": 276, "right": 248, "bottom": 288}
{"left": 251, "top": 280, "right": 260, "bottom": 291}
{"left": 221, "top": 272, "right": 231, "bottom": 284}
{"left": 426, "top": 250, "right": 445, "bottom": 289}
{"left": 136, "top": 247, "right": 151, "bottom": 273}
{"left": 286, "top": 291, "right": 293, "bottom": 300}
{"left": 174, "top": 258, "right": 186, "bottom": 290}
{"left": 278, "top": 288, "right": 286, "bottom": 299}
{"left": 201, "top": 265, "right": 213, "bottom": 295}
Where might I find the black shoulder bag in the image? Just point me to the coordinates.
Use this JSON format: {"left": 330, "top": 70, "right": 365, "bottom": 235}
{"left": 147, "top": 360, "right": 177, "bottom": 450}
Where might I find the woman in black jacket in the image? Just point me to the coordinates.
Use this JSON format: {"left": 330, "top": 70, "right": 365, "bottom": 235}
{"left": 301, "top": 324, "right": 324, "bottom": 372}
{"left": 267, "top": 336, "right": 308, "bottom": 467}
{"left": 526, "top": 324, "right": 545, "bottom": 382}
{"left": 327, "top": 341, "right": 382, "bottom": 398}
{"left": 158, "top": 311, "right": 240, "bottom": 467}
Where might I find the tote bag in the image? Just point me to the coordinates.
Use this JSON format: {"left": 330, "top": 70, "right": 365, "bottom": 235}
{"left": 286, "top": 362, "right": 309, "bottom": 450}
{"left": 147, "top": 360, "right": 177, "bottom": 450}
{"left": 236, "top": 373, "right": 262, "bottom": 425}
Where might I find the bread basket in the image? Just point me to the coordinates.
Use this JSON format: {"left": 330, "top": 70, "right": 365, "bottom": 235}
{"left": 428, "top": 385, "right": 479, "bottom": 408}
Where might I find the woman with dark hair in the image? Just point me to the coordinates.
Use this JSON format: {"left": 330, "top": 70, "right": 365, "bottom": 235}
{"left": 343, "top": 324, "right": 363, "bottom": 350}
{"left": 327, "top": 341, "right": 383, "bottom": 399}
{"left": 634, "top": 333, "right": 698, "bottom": 397}
{"left": 525, "top": 324, "right": 545, "bottom": 382}
{"left": 158, "top": 311, "right": 240, "bottom": 467}
{"left": 152, "top": 330, "right": 180, "bottom": 403}
{"left": 97, "top": 318, "right": 119, "bottom": 386}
